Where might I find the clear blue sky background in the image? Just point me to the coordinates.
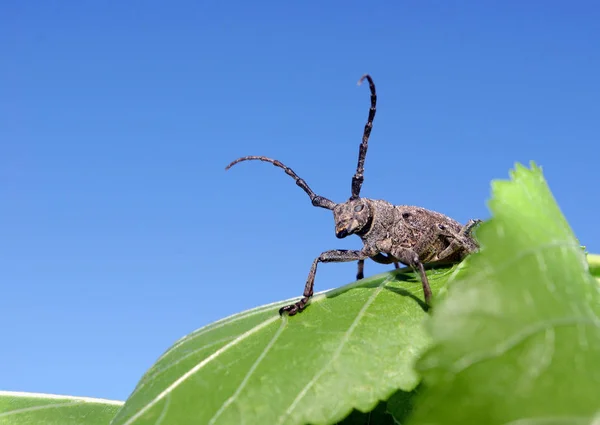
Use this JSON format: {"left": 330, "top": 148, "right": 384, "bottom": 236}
{"left": 2, "top": 0, "right": 599, "bottom": 402}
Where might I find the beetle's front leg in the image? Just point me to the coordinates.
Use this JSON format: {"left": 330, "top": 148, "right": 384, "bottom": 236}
{"left": 280, "top": 249, "right": 370, "bottom": 316}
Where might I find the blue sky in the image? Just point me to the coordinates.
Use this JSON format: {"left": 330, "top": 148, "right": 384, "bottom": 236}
{"left": 2, "top": 0, "right": 599, "bottom": 402}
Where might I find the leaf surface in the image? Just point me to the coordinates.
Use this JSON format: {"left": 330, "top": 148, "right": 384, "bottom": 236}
{"left": 110, "top": 265, "right": 459, "bottom": 425}
{"left": 408, "top": 163, "right": 600, "bottom": 424}
{"left": 0, "top": 391, "right": 122, "bottom": 425}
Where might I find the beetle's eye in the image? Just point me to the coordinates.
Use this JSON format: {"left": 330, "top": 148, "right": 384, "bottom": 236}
{"left": 354, "top": 204, "right": 364, "bottom": 212}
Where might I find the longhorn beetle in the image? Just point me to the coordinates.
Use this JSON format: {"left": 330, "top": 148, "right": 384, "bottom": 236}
{"left": 226, "top": 74, "right": 481, "bottom": 316}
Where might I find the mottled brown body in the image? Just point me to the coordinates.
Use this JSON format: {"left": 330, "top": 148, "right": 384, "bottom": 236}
{"left": 226, "top": 74, "right": 481, "bottom": 316}
{"left": 358, "top": 200, "right": 477, "bottom": 264}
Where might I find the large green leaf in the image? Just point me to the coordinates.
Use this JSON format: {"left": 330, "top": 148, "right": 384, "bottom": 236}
{"left": 0, "top": 391, "right": 123, "bottom": 425}
{"left": 407, "top": 163, "right": 600, "bottom": 424}
{"left": 110, "top": 264, "right": 460, "bottom": 425}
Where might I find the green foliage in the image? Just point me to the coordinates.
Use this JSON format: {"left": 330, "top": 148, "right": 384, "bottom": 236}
{"left": 3, "top": 163, "right": 599, "bottom": 425}
{"left": 0, "top": 391, "right": 122, "bottom": 425}
{"left": 587, "top": 254, "right": 600, "bottom": 280}
{"left": 408, "top": 163, "right": 600, "bottom": 424}
{"left": 110, "top": 265, "right": 458, "bottom": 425}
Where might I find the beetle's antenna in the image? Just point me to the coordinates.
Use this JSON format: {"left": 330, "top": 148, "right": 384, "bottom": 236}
{"left": 226, "top": 156, "right": 336, "bottom": 210}
{"left": 350, "top": 74, "right": 377, "bottom": 200}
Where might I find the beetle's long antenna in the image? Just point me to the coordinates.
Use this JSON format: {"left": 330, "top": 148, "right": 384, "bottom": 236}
{"left": 350, "top": 74, "right": 377, "bottom": 200}
{"left": 226, "top": 156, "right": 336, "bottom": 210}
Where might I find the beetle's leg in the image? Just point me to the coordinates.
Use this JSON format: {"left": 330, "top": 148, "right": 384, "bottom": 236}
{"left": 436, "top": 219, "right": 482, "bottom": 261}
{"left": 390, "top": 220, "right": 482, "bottom": 306}
{"left": 390, "top": 247, "right": 432, "bottom": 305}
{"left": 357, "top": 255, "right": 400, "bottom": 280}
{"left": 356, "top": 259, "right": 365, "bottom": 280}
{"left": 462, "top": 219, "right": 483, "bottom": 236}
{"left": 280, "top": 249, "right": 370, "bottom": 316}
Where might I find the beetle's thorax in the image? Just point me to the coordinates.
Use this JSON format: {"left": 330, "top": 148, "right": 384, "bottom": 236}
{"left": 357, "top": 199, "right": 396, "bottom": 242}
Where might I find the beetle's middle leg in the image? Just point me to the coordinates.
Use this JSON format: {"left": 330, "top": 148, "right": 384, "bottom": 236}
{"left": 391, "top": 220, "right": 481, "bottom": 305}
{"left": 356, "top": 255, "right": 400, "bottom": 280}
{"left": 389, "top": 247, "right": 432, "bottom": 305}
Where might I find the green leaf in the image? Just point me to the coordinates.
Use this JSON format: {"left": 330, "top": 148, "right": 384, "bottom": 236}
{"left": 333, "top": 388, "right": 418, "bottom": 425}
{"left": 0, "top": 391, "right": 123, "bottom": 425}
{"left": 110, "top": 265, "right": 459, "bottom": 425}
{"left": 408, "top": 163, "right": 600, "bottom": 424}
{"left": 588, "top": 254, "right": 600, "bottom": 281}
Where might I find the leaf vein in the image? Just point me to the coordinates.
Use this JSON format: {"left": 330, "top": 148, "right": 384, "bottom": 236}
{"left": 451, "top": 316, "right": 600, "bottom": 374}
{"left": 208, "top": 317, "right": 287, "bottom": 425}
{"left": 276, "top": 276, "right": 391, "bottom": 425}
{"left": 121, "top": 315, "right": 279, "bottom": 425}
{"left": 0, "top": 400, "right": 83, "bottom": 418}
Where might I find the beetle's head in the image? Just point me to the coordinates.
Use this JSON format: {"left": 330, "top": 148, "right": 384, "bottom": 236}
{"left": 333, "top": 198, "right": 373, "bottom": 239}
